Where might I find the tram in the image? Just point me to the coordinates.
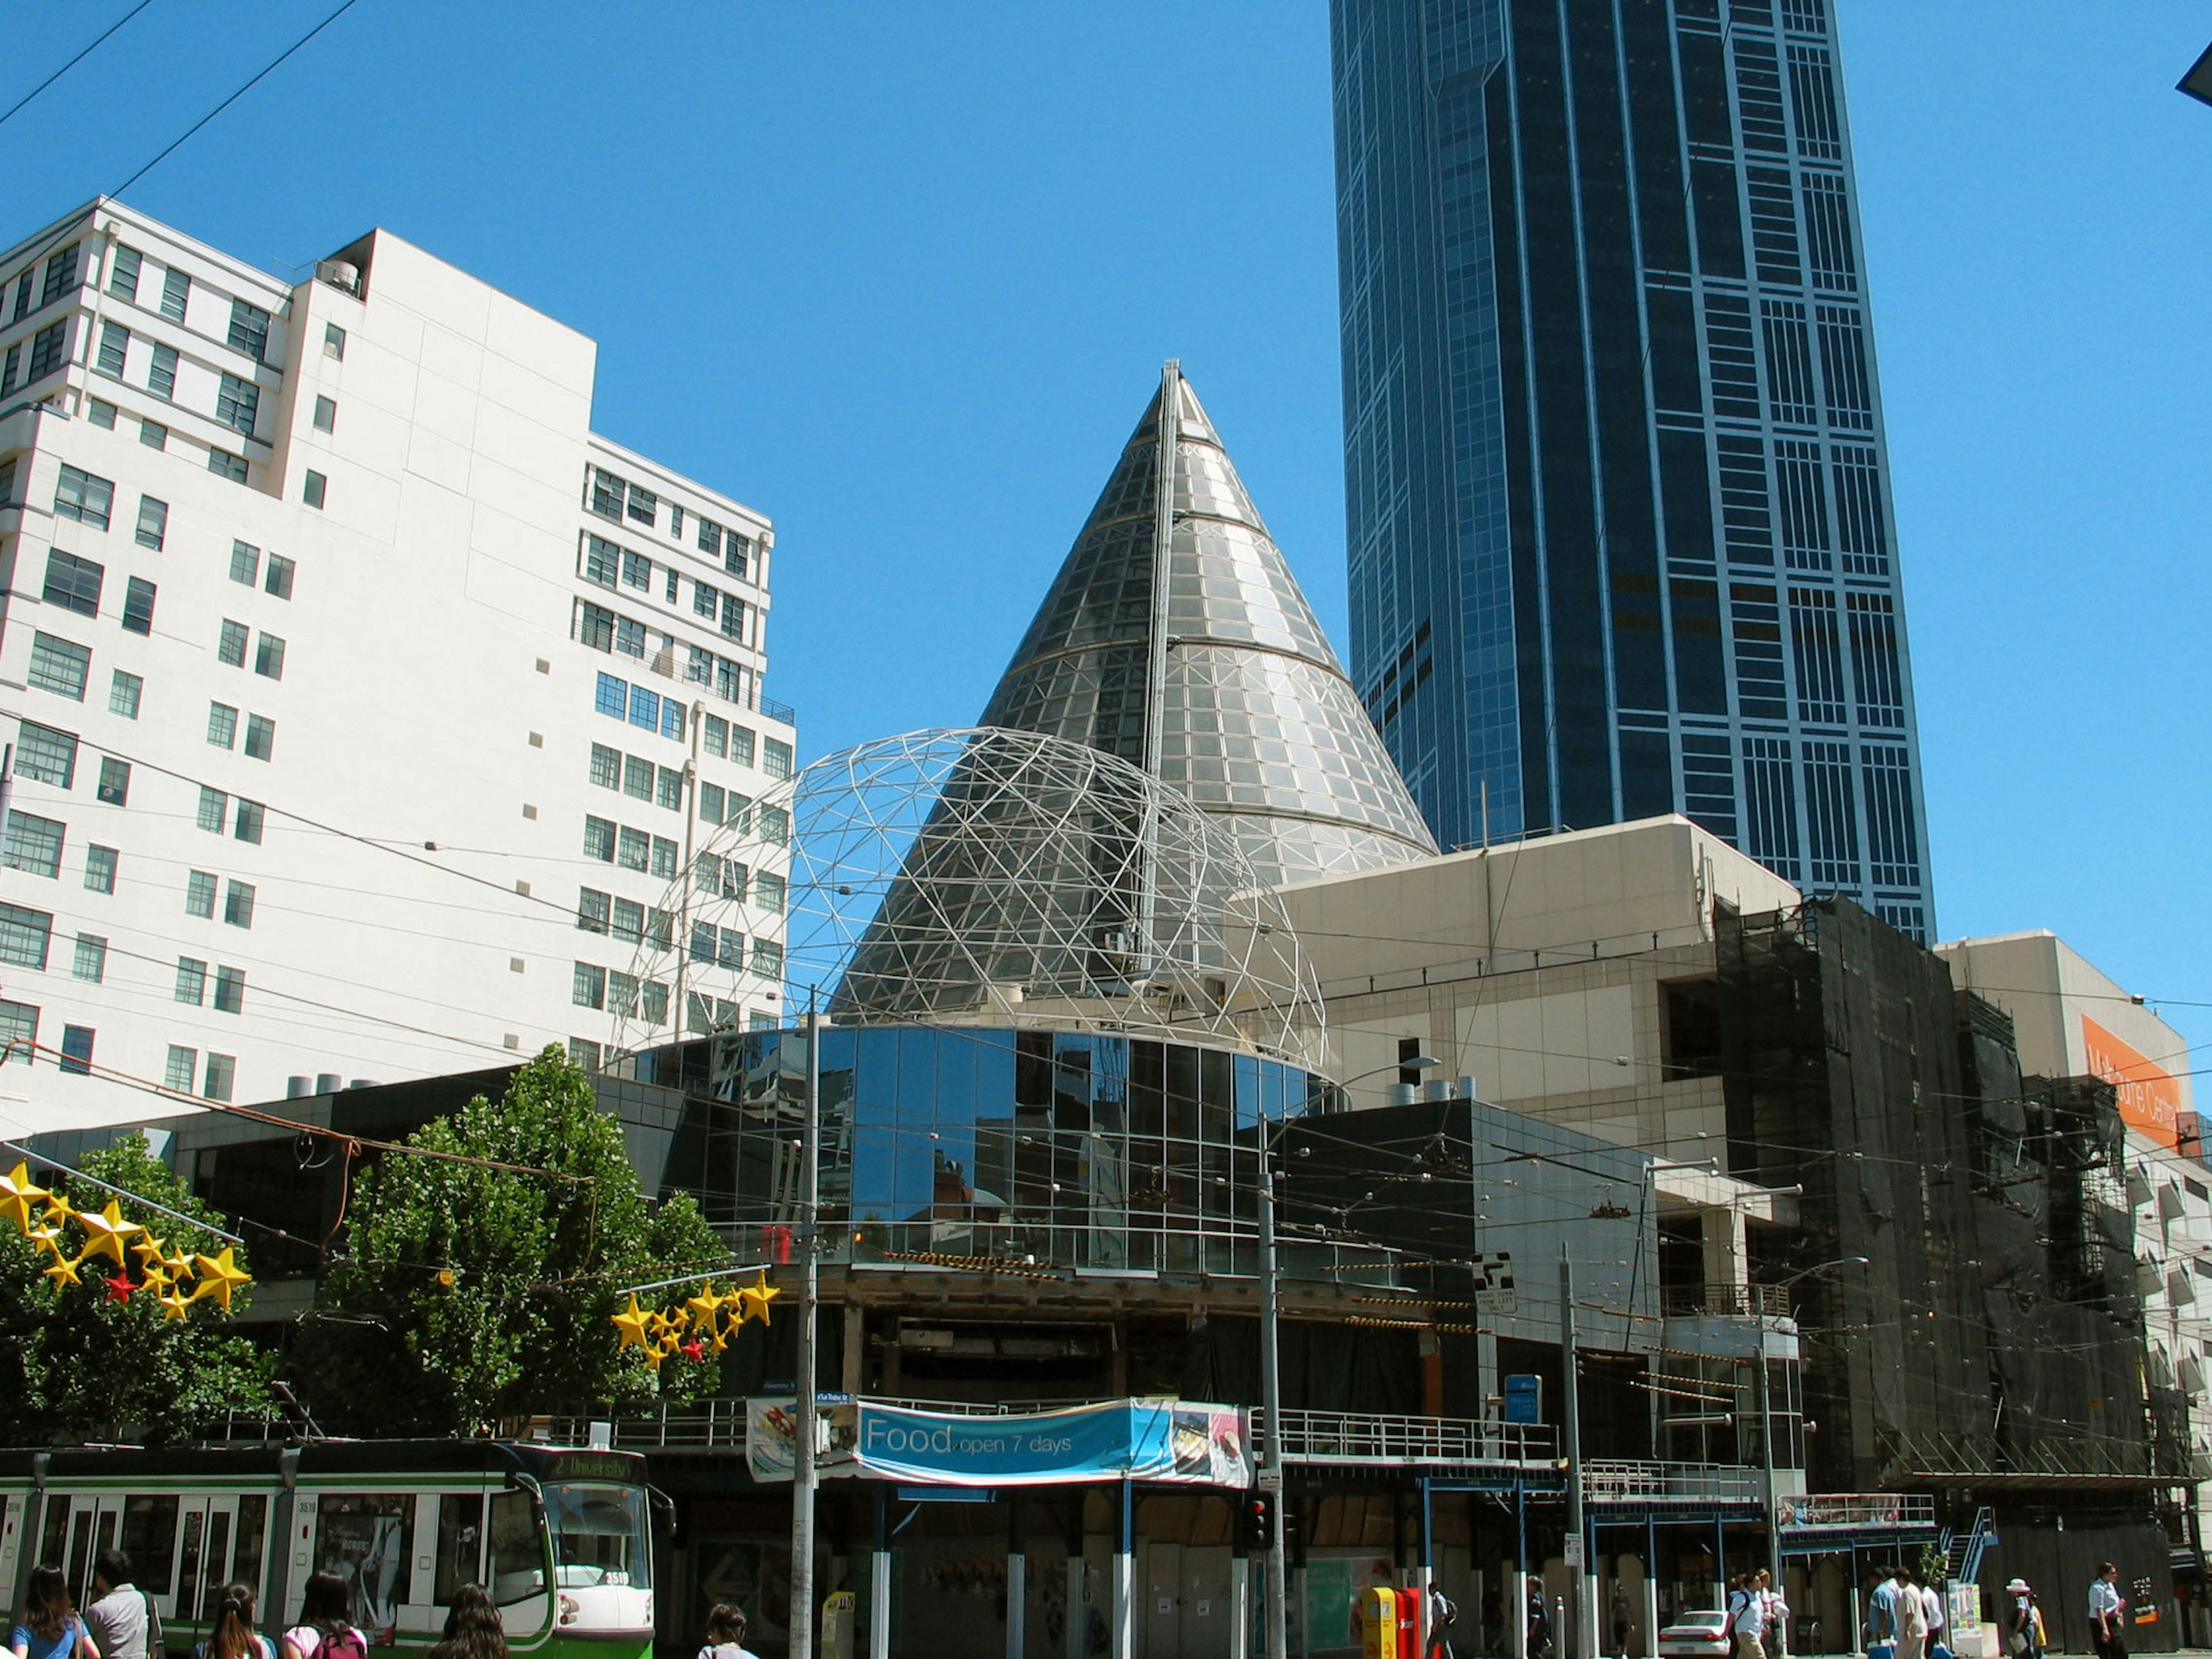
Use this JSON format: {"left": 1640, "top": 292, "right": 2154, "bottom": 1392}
{"left": 0, "top": 1441, "right": 658, "bottom": 1659}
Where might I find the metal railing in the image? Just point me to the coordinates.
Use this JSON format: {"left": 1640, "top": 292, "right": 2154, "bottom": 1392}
{"left": 1775, "top": 1493, "right": 1937, "bottom": 1528}
{"left": 1255, "top": 1408, "right": 1556, "bottom": 1467}
{"left": 759, "top": 694, "right": 796, "bottom": 726}
{"left": 1582, "top": 1460, "right": 1764, "bottom": 1503}
{"left": 1662, "top": 1283, "right": 1792, "bottom": 1319}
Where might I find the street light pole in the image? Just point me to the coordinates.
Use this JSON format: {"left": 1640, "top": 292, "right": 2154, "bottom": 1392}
{"left": 1757, "top": 1256, "right": 1866, "bottom": 1608}
{"left": 1561, "top": 1246, "right": 1591, "bottom": 1659}
{"left": 790, "top": 993, "right": 821, "bottom": 1659}
{"left": 1259, "top": 1139, "right": 1289, "bottom": 1659}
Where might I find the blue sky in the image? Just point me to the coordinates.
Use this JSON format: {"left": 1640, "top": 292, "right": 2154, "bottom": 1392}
{"left": 7, "top": 3, "right": 2210, "bottom": 1058}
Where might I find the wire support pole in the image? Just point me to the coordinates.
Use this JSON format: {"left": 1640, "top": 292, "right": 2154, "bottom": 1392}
{"left": 1562, "top": 1245, "right": 1592, "bottom": 1659}
{"left": 791, "top": 990, "right": 822, "bottom": 1657}
{"left": 1259, "top": 1127, "right": 1289, "bottom": 1659}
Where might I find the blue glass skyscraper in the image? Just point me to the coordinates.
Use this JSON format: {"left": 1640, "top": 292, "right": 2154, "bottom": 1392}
{"left": 1333, "top": 0, "right": 1934, "bottom": 937}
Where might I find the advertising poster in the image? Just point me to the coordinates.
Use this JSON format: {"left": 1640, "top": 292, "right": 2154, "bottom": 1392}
{"left": 746, "top": 1397, "right": 1251, "bottom": 1487}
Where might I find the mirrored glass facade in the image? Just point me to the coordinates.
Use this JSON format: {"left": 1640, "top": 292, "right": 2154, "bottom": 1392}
{"left": 632, "top": 1024, "right": 1376, "bottom": 1277}
{"left": 1333, "top": 0, "right": 1934, "bottom": 938}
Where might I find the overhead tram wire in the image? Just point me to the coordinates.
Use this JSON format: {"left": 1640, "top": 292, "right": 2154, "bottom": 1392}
{"left": 0, "top": 700, "right": 594, "bottom": 927}
{"left": 5, "top": 1037, "right": 587, "bottom": 1184}
{"left": 0, "top": 0, "right": 161, "bottom": 137}
{"left": 110, "top": 0, "right": 367, "bottom": 199}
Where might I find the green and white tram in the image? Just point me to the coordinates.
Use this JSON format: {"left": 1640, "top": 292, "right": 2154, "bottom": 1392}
{"left": 0, "top": 1442, "right": 658, "bottom": 1659}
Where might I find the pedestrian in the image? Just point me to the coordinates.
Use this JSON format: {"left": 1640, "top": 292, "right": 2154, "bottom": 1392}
{"left": 1611, "top": 1580, "right": 1630, "bottom": 1659}
{"left": 1763, "top": 1571, "right": 1791, "bottom": 1659}
{"left": 695, "top": 1605, "right": 757, "bottom": 1659}
{"left": 2089, "top": 1563, "right": 2127, "bottom": 1659}
{"left": 1912, "top": 1569, "right": 1946, "bottom": 1659}
{"left": 1728, "top": 1573, "right": 1767, "bottom": 1659}
{"left": 84, "top": 1552, "right": 160, "bottom": 1659}
{"left": 1527, "top": 1581, "right": 1552, "bottom": 1659}
{"left": 1480, "top": 1585, "right": 1503, "bottom": 1657}
{"left": 1428, "top": 1585, "right": 1459, "bottom": 1659}
{"left": 191, "top": 1587, "right": 272, "bottom": 1659}
{"left": 11, "top": 1566, "right": 100, "bottom": 1659}
{"left": 2002, "top": 1580, "right": 2040, "bottom": 1659}
{"left": 425, "top": 1587, "right": 503, "bottom": 1659}
{"left": 1895, "top": 1565, "right": 1929, "bottom": 1659}
{"left": 278, "top": 1575, "right": 365, "bottom": 1659}
{"left": 1868, "top": 1566, "right": 1901, "bottom": 1656}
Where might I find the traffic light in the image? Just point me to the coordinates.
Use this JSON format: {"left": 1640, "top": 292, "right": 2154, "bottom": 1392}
{"left": 1246, "top": 1493, "right": 1273, "bottom": 1550}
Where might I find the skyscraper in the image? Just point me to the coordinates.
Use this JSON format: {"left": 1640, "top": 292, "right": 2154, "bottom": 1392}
{"left": 1332, "top": 0, "right": 1934, "bottom": 938}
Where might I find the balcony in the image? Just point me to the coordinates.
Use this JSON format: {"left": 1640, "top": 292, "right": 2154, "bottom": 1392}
{"left": 1662, "top": 1282, "right": 1791, "bottom": 1318}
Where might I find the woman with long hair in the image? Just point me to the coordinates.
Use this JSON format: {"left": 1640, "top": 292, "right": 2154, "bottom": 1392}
{"left": 424, "top": 1586, "right": 505, "bottom": 1659}
{"left": 277, "top": 1576, "right": 363, "bottom": 1659}
{"left": 194, "top": 1586, "right": 272, "bottom": 1659}
{"left": 10, "top": 1566, "right": 100, "bottom": 1659}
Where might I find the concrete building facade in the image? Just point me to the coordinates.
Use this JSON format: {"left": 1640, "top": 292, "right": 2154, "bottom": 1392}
{"left": 0, "top": 200, "right": 791, "bottom": 1132}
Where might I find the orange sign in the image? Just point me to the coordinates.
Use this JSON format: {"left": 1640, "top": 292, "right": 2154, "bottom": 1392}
{"left": 2082, "top": 1017, "right": 2184, "bottom": 1146}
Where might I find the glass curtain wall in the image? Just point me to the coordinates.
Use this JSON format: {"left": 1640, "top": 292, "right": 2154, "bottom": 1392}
{"left": 638, "top": 1025, "right": 1342, "bottom": 1275}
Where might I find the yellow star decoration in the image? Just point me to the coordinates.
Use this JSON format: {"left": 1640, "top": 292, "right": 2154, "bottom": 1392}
{"left": 0, "top": 1167, "right": 249, "bottom": 1319}
{"left": 77, "top": 1200, "right": 144, "bottom": 1267}
{"left": 186, "top": 1247, "right": 251, "bottom": 1312}
{"left": 0, "top": 1161, "right": 50, "bottom": 1229}
{"left": 685, "top": 1282, "right": 725, "bottom": 1327}
{"left": 738, "top": 1271, "right": 781, "bottom": 1326}
{"left": 612, "top": 1270, "right": 785, "bottom": 1365}
{"left": 611, "top": 1296, "right": 652, "bottom": 1351}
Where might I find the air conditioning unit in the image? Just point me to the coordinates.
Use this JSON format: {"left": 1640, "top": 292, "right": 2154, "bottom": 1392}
{"left": 316, "top": 259, "right": 361, "bottom": 297}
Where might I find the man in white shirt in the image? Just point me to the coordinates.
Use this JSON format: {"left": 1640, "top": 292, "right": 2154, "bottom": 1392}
{"left": 85, "top": 1550, "right": 159, "bottom": 1659}
{"left": 1731, "top": 1571, "right": 1772, "bottom": 1659}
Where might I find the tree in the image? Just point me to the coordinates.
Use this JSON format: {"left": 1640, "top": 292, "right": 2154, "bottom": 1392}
{"left": 0, "top": 1134, "right": 270, "bottom": 1445}
{"left": 296, "top": 1046, "right": 728, "bottom": 1435}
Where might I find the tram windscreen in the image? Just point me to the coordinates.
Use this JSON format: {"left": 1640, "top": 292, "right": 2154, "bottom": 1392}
{"left": 544, "top": 1484, "right": 652, "bottom": 1590}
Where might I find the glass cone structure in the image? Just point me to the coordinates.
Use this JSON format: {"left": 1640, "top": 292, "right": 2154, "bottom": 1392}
{"left": 981, "top": 362, "right": 1438, "bottom": 891}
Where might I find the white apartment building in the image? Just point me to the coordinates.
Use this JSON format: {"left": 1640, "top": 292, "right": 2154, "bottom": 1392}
{"left": 1938, "top": 930, "right": 2212, "bottom": 1487}
{"left": 0, "top": 200, "right": 794, "bottom": 1134}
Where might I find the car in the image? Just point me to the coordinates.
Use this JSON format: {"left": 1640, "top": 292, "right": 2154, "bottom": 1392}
{"left": 1658, "top": 1611, "right": 1736, "bottom": 1659}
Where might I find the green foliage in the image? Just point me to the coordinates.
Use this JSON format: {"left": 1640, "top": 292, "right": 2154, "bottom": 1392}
{"left": 0, "top": 1134, "right": 270, "bottom": 1445}
{"left": 297, "top": 1046, "right": 728, "bottom": 1436}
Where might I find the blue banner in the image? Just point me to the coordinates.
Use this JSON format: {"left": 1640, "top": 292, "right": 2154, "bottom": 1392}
{"left": 747, "top": 1397, "right": 1252, "bottom": 1488}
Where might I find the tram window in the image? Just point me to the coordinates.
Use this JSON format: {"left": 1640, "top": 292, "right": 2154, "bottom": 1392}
{"left": 198, "top": 1511, "right": 233, "bottom": 1625}
{"left": 40, "top": 1505, "right": 69, "bottom": 1580}
{"left": 233, "top": 1496, "right": 267, "bottom": 1603}
{"left": 122, "top": 1497, "right": 180, "bottom": 1594}
{"left": 487, "top": 1491, "right": 546, "bottom": 1606}
{"left": 313, "top": 1495, "right": 415, "bottom": 1639}
{"left": 434, "top": 1495, "right": 485, "bottom": 1605}
{"left": 176, "top": 1511, "right": 205, "bottom": 1618}
{"left": 544, "top": 1484, "right": 651, "bottom": 1590}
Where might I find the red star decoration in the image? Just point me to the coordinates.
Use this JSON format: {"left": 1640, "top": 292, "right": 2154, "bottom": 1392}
{"left": 679, "top": 1339, "right": 705, "bottom": 1363}
{"left": 104, "top": 1272, "right": 136, "bottom": 1304}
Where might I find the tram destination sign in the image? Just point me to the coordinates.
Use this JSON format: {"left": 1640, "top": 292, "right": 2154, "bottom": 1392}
{"left": 746, "top": 1397, "right": 1253, "bottom": 1488}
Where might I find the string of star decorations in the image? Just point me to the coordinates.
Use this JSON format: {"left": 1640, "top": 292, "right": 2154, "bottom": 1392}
{"left": 1, "top": 1160, "right": 251, "bottom": 1321}
{"left": 610, "top": 1270, "right": 780, "bottom": 1370}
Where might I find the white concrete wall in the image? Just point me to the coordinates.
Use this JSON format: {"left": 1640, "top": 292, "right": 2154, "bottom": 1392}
{"left": 0, "top": 201, "right": 791, "bottom": 1131}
